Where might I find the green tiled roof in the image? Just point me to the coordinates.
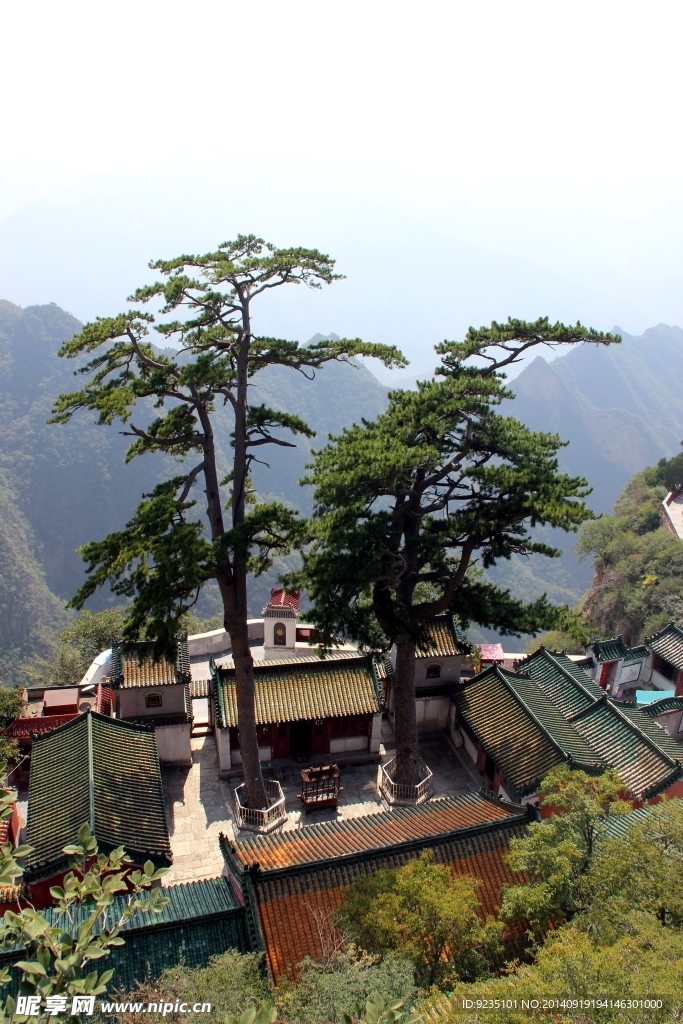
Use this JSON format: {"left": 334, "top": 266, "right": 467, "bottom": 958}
{"left": 600, "top": 804, "right": 654, "bottom": 841}
{"left": 641, "top": 696, "right": 683, "bottom": 716}
{"left": 617, "top": 703, "right": 683, "bottom": 761}
{"left": 212, "top": 653, "right": 383, "bottom": 728}
{"left": 623, "top": 645, "right": 649, "bottom": 664}
{"left": 571, "top": 700, "right": 683, "bottom": 800}
{"left": 26, "top": 712, "right": 171, "bottom": 878}
{"left": 518, "top": 648, "right": 603, "bottom": 720}
{"left": 415, "top": 614, "right": 462, "bottom": 659}
{"left": 111, "top": 637, "right": 191, "bottom": 688}
{"left": 452, "top": 666, "right": 605, "bottom": 795}
{"left": 646, "top": 621, "right": 683, "bottom": 671}
{"left": 0, "top": 878, "right": 248, "bottom": 994}
{"left": 589, "top": 637, "right": 629, "bottom": 663}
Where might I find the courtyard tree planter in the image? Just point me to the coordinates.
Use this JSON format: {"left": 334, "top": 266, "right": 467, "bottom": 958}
{"left": 234, "top": 778, "right": 286, "bottom": 833}
{"left": 378, "top": 757, "right": 433, "bottom": 806}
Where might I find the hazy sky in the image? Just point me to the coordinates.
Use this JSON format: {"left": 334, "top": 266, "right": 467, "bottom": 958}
{"left": 2, "top": 0, "right": 683, "bottom": 377}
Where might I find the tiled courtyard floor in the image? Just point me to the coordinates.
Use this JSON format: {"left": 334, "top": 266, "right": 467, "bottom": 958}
{"left": 162, "top": 735, "right": 235, "bottom": 884}
{"left": 161, "top": 723, "right": 480, "bottom": 883}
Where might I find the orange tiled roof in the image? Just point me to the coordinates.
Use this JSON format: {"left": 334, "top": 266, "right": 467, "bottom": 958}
{"left": 222, "top": 793, "right": 530, "bottom": 982}
{"left": 228, "top": 791, "right": 525, "bottom": 871}
{"left": 267, "top": 588, "right": 301, "bottom": 610}
{"left": 7, "top": 714, "right": 79, "bottom": 739}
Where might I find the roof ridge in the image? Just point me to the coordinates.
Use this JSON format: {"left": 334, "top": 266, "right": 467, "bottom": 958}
{"left": 644, "top": 619, "right": 683, "bottom": 645}
{"left": 519, "top": 648, "right": 602, "bottom": 714}
{"left": 503, "top": 671, "right": 598, "bottom": 768}
{"left": 605, "top": 699, "right": 681, "bottom": 768}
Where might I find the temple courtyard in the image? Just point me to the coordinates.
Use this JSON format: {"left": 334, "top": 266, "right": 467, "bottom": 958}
{"left": 161, "top": 720, "right": 480, "bottom": 885}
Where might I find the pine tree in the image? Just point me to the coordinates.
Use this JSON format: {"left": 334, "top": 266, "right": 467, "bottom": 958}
{"left": 294, "top": 318, "right": 618, "bottom": 786}
{"left": 51, "top": 236, "right": 404, "bottom": 808}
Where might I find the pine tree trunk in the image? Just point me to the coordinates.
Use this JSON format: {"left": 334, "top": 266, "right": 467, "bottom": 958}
{"left": 393, "top": 636, "right": 421, "bottom": 788}
{"left": 231, "top": 619, "right": 267, "bottom": 810}
{"left": 219, "top": 572, "right": 267, "bottom": 811}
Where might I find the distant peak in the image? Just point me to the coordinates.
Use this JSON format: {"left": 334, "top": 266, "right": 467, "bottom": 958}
{"left": 306, "top": 332, "right": 340, "bottom": 344}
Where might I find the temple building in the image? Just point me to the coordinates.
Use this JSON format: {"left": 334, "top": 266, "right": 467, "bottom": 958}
{"left": 518, "top": 647, "right": 683, "bottom": 801}
{"left": 211, "top": 651, "right": 384, "bottom": 774}
{"left": 450, "top": 662, "right": 607, "bottom": 805}
{"left": 109, "top": 637, "right": 193, "bottom": 766}
{"left": 24, "top": 711, "right": 171, "bottom": 906}
{"left": 219, "top": 791, "right": 532, "bottom": 981}
{"left": 643, "top": 621, "right": 683, "bottom": 695}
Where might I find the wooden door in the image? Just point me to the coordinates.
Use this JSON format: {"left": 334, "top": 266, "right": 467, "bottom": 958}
{"left": 273, "top": 722, "right": 289, "bottom": 759}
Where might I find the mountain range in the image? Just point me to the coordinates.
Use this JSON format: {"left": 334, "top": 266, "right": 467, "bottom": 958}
{"left": 2, "top": 300, "right": 683, "bottom": 678}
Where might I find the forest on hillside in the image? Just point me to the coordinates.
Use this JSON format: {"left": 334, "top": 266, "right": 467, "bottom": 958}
{"left": 4, "top": 298, "right": 683, "bottom": 681}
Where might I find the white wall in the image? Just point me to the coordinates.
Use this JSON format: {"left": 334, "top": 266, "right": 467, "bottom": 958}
{"left": 119, "top": 685, "right": 187, "bottom": 717}
{"left": 651, "top": 669, "right": 677, "bottom": 691}
{"left": 155, "top": 723, "right": 192, "bottom": 765}
{"left": 263, "top": 610, "right": 297, "bottom": 658}
{"left": 414, "top": 655, "right": 462, "bottom": 684}
{"left": 330, "top": 735, "right": 368, "bottom": 753}
{"left": 415, "top": 696, "right": 450, "bottom": 732}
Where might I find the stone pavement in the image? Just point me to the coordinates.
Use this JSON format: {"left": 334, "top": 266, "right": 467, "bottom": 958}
{"left": 162, "top": 734, "right": 235, "bottom": 884}
{"left": 277, "top": 730, "right": 478, "bottom": 831}
{"left": 161, "top": 725, "right": 480, "bottom": 883}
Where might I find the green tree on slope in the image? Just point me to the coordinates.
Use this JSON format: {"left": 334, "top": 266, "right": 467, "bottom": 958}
{"left": 577, "top": 452, "right": 683, "bottom": 643}
{"left": 294, "top": 319, "right": 618, "bottom": 786}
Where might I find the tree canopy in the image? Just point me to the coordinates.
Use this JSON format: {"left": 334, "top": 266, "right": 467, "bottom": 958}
{"left": 336, "top": 850, "right": 503, "bottom": 989}
{"left": 51, "top": 235, "right": 404, "bottom": 808}
{"left": 294, "top": 317, "right": 619, "bottom": 784}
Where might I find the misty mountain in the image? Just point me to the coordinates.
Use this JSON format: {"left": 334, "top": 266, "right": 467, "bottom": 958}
{"left": 3, "top": 300, "right": 683, "bottom": 673}
{"left": 488, "top": 323, "right": 683, "bottom": 633}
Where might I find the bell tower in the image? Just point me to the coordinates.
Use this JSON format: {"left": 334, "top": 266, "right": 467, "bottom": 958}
{"left": 263, "top": 588, "right": 300, "bottom": 659}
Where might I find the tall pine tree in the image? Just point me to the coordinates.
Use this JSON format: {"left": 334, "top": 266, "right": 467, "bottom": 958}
{"left": 52, "top": 236, "right": 404, "bottom": 808}
{"left": 293, "top": 319, "right": 619, "bottom": 787}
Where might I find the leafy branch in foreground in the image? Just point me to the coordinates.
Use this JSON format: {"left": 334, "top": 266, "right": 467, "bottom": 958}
{"left": 0, "top": 792, "right": 168, "bottom": 1022}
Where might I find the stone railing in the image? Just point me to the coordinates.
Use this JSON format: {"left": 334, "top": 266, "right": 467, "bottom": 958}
{"left": 234, "top": 778, "right": 287, "bottom": 833}
{"left": 379, "top": 757, "right": 433, "bottom": 806}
